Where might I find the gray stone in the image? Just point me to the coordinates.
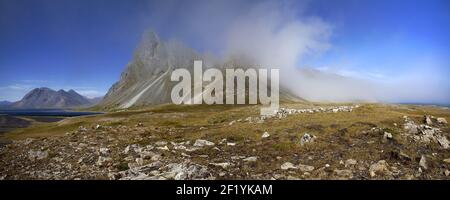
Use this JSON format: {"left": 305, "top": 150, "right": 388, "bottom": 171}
{"left": 156, "top": 146, "right": 169, "bottom": 151}
{"left": 425, "top": 115, "right": 433, "bottom": 125}
{"left": 300, "top": 133, "right": 316, "bottom": 146}
{"left": 99, "top": 147, "right": 110, "bottom": 155}
{"left": 404, "top": 120, "right": 419, "bottom": 134}
{"left": 136, "top": 157, "right": 144, "bottom": 166}
{"left": 437, "top": 117, "right": 448, "bottom": 124}
{"left": 333, "top": 169, "right": 353, "bottom": 179}
{"left": 209, "top": 162, "right": 232, "bottom": 169}
{"left": 227, "top": 142, "right": 236, "bottom": 146}
{"left": 383, "top": 132, "right": 393, "bottom": 140}
{"left": 243, "top": 156, "right": 258, "bottom": 162}
{"left": 28, "top": 150, "right": 49, "bottom": 161}
{"left": 369, "top": 160, "right": 390, "bottom": 177}
{"left": 419, "top": 155, "right": 427, "bottom": 170}
{"left": 436, "top": 135, "right": 449, "bottom": 149}
{"left": 155, "top": 141, "right": 167, "bottom": 146}
{"left": 94, "top": 124, "right": 102, "bottom": 130}
{"left": 281, "top": 162, "right": 296, "bottom": 170}
{"left": 193, "top": 139, "right": 215, "bottom": 147}
{"left": 96, "top": 156, "right": 112, "bottom": 166}
{"left": 297, "top": 164, "right": 314, "bottom": 172}
{"left": 345, "top": 159, "right": 357, "bottom": 167}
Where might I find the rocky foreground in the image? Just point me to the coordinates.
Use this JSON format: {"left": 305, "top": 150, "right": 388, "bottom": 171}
{"left": 0, "top": 104, "right": 449, "bottom": 180}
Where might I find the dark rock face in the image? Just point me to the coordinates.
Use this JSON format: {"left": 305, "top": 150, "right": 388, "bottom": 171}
{"left": 99, "top": 31, "right": 200, "bottom": 109}
{"left": 11, "top": 87, "right": 92, "bottom": 109}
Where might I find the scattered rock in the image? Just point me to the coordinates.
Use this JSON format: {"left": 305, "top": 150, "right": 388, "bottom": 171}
{"left": 383, "top": 132, "right": 393, "bottom": 140}
{"left": 436, "top": 135, "right": 449, "bottom": 149}
{"left": 369, "top": 160, "right": 390, "bottom": 177}
{"left": 155, "top": 141, "right": 167, "bottom": 146}
{"left": 257, "top": 106, "right": 358, "bottom": 121}
{"left": 333, "top": 169, "right": 353, "bottom": 179}
{"left": 397, "top": 151, "right": 412, "bottom": 162}
{"left": 124, "top": 145, "right": 131, "bottom": 154}
{"left": 300, "top": 133, "right": 316, "bottom": 146}
{"left": 243, "top": 156, "right": 258, "bottom": 162}
{"left": 344, "top": 159, "right": 357, "bottom": 167}
{"left": 209, "top": 162, "right": 232, "bottom": 169}
{"left": 404, "top": 119, "right": 419, "bottom": 134}
{"left": 297, "top": 164, "right": 314, "bottom": 172}
{"left": 28, "top": 150, "right": 49, "bottom": 161}
{"left": 78, "top": 126, "right": 88, "bottom": 132}
{"left": 139, "top": 150, "right": 157, "bottom": 159}
{"left": 2, "top": 103, "right": 448, "bottom": 180}
{"left": 156, "top": 146, "right": 169, "bottom": 151}
{"left": 23, "top": 138, "right": 34, "bottom": 145}
{"left": 281, "top": 162, "right": 296, "bottom": 170}
{"left": 96, "top": 156, "right": 112, "bottom": 166}
{"left": 94, "top": 124, "right": 102, "bottom": 130}
{"left": 193, "top": 139, "right": 215, "bottom": 147}
{"left": 425, "top": 115, "right": 433, "bottom": 125}
{"left": 99, "top": 147, "right": 110, "bottom": 155}
{"left": 419, "top": 155, "right": 427, "bottom": 170}
{"left": 119, "top": 161, "right": 212, "bottom": 180}
{"left": 136, "top": 157, "right": 144, "bottom": 166}
{"left": 403, "top": 118, "right": 448, "bottom": 149}
{"left": 437, "top": 118, "right": 448, "bottom": 124}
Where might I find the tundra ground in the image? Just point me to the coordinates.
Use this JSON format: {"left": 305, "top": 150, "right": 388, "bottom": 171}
{"left": 1, "top": 103, "right": 449, "bottom": 180}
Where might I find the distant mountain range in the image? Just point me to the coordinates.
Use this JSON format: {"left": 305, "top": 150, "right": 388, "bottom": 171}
{"left": 0, "top": 101, "right": 12, "bottom": 108}
{"left": 2, "top": 87, "right": 102, "bottom": 109}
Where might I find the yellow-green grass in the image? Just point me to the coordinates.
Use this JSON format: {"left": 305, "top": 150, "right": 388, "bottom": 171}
{"left": 5, "top": 103, "right": 450, "bottom": 145}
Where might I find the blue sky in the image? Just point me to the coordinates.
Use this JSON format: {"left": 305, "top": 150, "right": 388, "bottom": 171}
{"left": 0, "top": 0, "right": 449, "bottom": 103}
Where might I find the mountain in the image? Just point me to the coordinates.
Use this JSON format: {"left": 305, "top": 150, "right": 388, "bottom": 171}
{"left": 99, "top": 31, "right": 303, "bottom": 109}
{"left": 11, "top": 87, "right": 93, "bottom": 109}
{"left": 88, "top": 96, "right": 104, "bottom": 105}
{"left": 0, "top": 101, "right": 12, "bottom": 106}
{"left": 0, "top": 101, "right": 12, "bottom": 109}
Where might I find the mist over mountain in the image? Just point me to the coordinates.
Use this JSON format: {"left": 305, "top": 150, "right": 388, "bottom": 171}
{"left": 10, "top": 87, "right": 95, "bottom": 109}
{"left": 99, "top": 31, "right": 303, "bottom": 109}
{"left": 88, "top": 96, "right": 104, "bottom": 105}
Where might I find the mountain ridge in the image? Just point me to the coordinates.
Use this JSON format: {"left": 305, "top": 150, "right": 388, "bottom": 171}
{"left": 10, "top": 87, "right": 96, "bottom": 109}
{"left": 98, "top": 31, "right": 304, "bottom": 109}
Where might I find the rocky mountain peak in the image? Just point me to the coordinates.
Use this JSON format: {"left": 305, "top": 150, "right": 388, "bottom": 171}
{"left": 12, "top": 88, "right": 93, "bottom": 109}
{"left": 134, "top": 30, "right": 162, "bottom": 62}
{"left": 99, "top": 30, "right": 302, "bottom": 109}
